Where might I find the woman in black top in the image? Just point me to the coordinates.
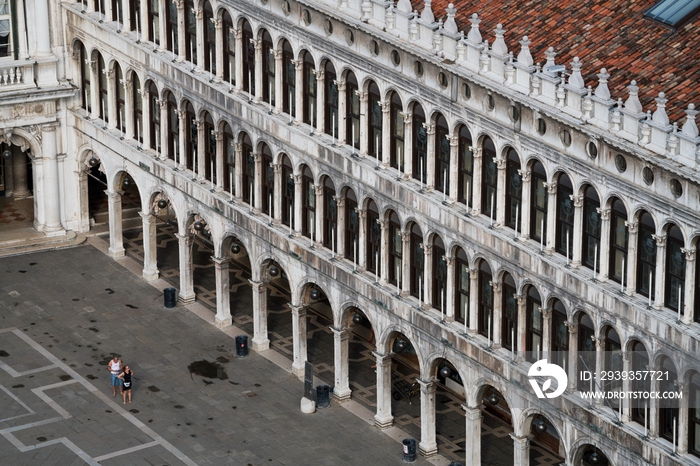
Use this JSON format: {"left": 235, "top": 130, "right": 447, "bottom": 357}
{"left": 118, "top": 366, "right": 135, "bottom": 404}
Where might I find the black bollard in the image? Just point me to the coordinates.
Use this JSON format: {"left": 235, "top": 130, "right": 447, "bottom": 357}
{"left": 316, "top": 385, "right": 330, "bottom": 408}
{"left": 235, "top": 335, "right": 249, "bottom": 357}
{"left": 402, "top": 438, "right": 417, "bottom": 463}
{"left": 164, "top": 288, "right": 177, "bottom": 308}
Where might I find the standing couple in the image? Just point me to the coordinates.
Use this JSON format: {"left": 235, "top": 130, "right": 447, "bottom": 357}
{"left": 108, "top": 356, "right": 135, "bottom": 404}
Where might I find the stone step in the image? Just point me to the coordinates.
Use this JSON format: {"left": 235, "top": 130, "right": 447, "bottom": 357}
{"left": 0, "top": 230, "right": 87, "bottom": 258}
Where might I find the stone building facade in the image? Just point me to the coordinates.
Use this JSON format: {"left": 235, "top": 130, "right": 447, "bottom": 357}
{"left": 2, "top": 0, "right": 700, "bottom": 465}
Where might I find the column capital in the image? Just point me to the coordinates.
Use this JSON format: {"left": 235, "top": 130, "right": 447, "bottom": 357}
{"left": 379, "top": 100, "right": 390, "bottom": 113}
{"left": 569, "top": 193, "right": 583, "bottom": 208}
{"left": 624, "top": 220, "right": 638, "bottom": 233}
{"left": 248, "top": 278, "right": 267, "bottom": 290}
{"left": 416, "top": 378, "right": 436, "bottom": 390}
{"left": 313, "top": 184, "right": 323, "bottom": 195}
{"left": 213, "top": 18, "right": 222, "bottom": 29}
{"left": 541, "top": 306, "right": 552, "bottom": 318}
{"left": 372, "top": 351, "right": 392, "bottom": 365}
{"left": 652, "top": 233, "right": 667, "bottom": 247}
{"left": 422, "top": 122, "right": 435, "bottom": 135}
{"left": 596, "top": 207, "right": 611, "bottom": 220}
{"left": 211, "top": 256, "right": 230, "bottom": 266}
{"left": 289, "top": 302, "right": 306, "bottom": 315}
{"left": 544, "top": 181, "right": 557, "bottom": 194}
{"left": 495, "top": 156, "right": 506, "bottom": 170}
{"left": 461, "top": 404, "right": 482, "bottom": 419}
{"left": 448, "top": 134, "right": 459, "bottom": 146}
{"left": 273, "top": 49, "right": 283, "bottom": 60}
{"left": 272, "top": 162, "right": 282, "bottom": 173}
{"left": 315, "top": 69, "right": 325, "bottom": 81}
{"left": 330, "top": 326, "right": 350, "bottom": 338}
{"left": 355, "top": 89, "right": 367, "bottom": 102}
{"left": 682, "top": 247, "right": 696, "bottom": 262}
{"left": 489, "top": 280, "right": 501, "bottom": 292}
{"left": 401, "top": 111, "right": 412, "bottom": 125}
{"left": 40, "top": 122, "right": 59, "bottom": 133}
{"left": 564, "top": 320, "right": 578, "bottom": 334}
{"left": 517, "top": 168, "right": 531, "bottom": 182}
{"left": 469, "top": 268, "right": 478, "bottom": 280}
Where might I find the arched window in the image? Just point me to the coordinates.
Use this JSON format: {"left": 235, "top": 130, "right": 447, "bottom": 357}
{"left": 203, "top": 2, "right": 215, "bottom": 74}
{"left": 324, "top": 61, "right": 338, "bottom": 138}
{"left": 434, "top": 114, "right": 450, "bottom": 195}
{"left": 94, "top": 0, "right": 105, "bottom": 16}
{"left": 114, "top": 63, "right": 125, "bottom": 132}
{"left": 689, "top": 372, "right": 700, "bottom": 457}
{"left": 203, "top": 113, "right": 215, "bottom": 182}
{"left": 262, "top": 30, "right": 274, "bottom": 105}
{"left": 530, "top": 160, "right": 547, "bottom": 243}
{"left": 302, "top": 52, "right": 316, "bottom": 127}
{"left": 282, "top": 40, "right": 295, "bottom": 115}
{"left": 79, "top": 42, "right": 90, "bottom": 112}
{"left": 344, "top": 190, "right": 358, "bottom": 263}
{"left": 551, "top": 299, "right": 568, "bottom": 368}
{"left": 322, "top": 177, "right": 336, "bottom": 250}
{"left": 666, "top": 225, "right": 686, "bottom": 313}
{"left": 501, "top": 273, "right": 517, "bottom": 351}
{"left": 388, "top": 210, "right": 402, "bottom": 287}
{"left": 658, "top": 357, "right": 678, "bottom": 442}
{"left": 609, "top": 198, "right": 628, "bottom": 283}
{"left": 631, "top": 341, "right": 650, "bottom": 425}
{"left": 223, "top": 123, "right": 234, "bottom": 195}
{"left": 604, "top": 327, "right": 622, "bottom": 409}
{"left": 525, "top": 286, "right": 542, "bottom": 361}
{"left": 301, "top": 165, "right": 314, "bottom": 238}
{"left": 242, "top": 20, "right": 254, "bottom": 95}
{"left": 147, "top": 81, "right": 159, "bottom": 151}
{"left": 457, "top": 125, "right": 473, "bottom": 208}
{"left": 111, "top": 0, "right": 123, "bottom": 24}
{"left": 241, "top": 134, "right": 254, "bottom": 204}
{"left": 412, "top": 104, "right": 427, "bottom": 184}
{"left": 555, "top": 174, "right": 574, "bottom": 258}
{"left": 147, "top": 0, "right": 159, "bottom": 45}
{"left": 183, "top": 101, "right": 195, "bottom": 171}
{"left": 96, "top": 53, "right": 108, "bottom": 122}
{"left": 345, "top": 72, "right": 359, "bottom": 150}
{"left": 478, "top": 261, "right": 493, "bottom": 339}
{"left": 432, "top": 235, "right": 446, "bottom": 311}
{"left": 280, "top": 154, "right": 293, "bottom": 226}
{"left": 577, "top": 313, "right": 595, "bottom": 391}
{"left": 454, "top": 247, "right": 469, "bottom": 326}
{"left": 131, "top": 73, "right": 142, "bottom": 143}
{"left": 222, "top": 10, "right": 234, "bottom": 85}
{"left": 636, "top": 211, "right": 656, "bottom": 298}
{"left": 128, "top": 0, "right": 139, "bottom": 31}
{"left": 505, "top": 148, "right": 522, "bottom": 232}
{"left": 409, "top": 223, "right": 423, "bottom": 299}
{"left": 389, "top": 91, "right": 404, "bottom": 171}
{"left": 367, "top": 81, "right": 381, "bottom": 158}
{"left": 165, "top": 91, "right": 178, "bottom": 161}
{"left": 481, "top": 137, "right": 497, "bottom": 219}
{"left": 261, "top": 144, "right": 273, "bottom": 215}
{"left": 185, "top": 0, "right": 196, "bottom": 64}
{"left": 582, "top": 185, "right": 601, "bottom": 272}
{"left": 366, "top": 199, "right": 380, "bottom": 276}
{"left": 166, "top": 0, "right": 178, "bottom": 53}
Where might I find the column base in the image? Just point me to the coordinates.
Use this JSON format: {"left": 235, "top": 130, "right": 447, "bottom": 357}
{"left": 333, "top": 387, "right": 352, "bottom": 402}
{"left": 178, "top": 292, "right": 196, "bottom": 304}
{"left": 142, "top": 269, "right": 159, "bottom": 282}
{"left": 108, "top": 246, "right": 125, "bottom": 258}
{"left": 418, "top": 442, "right": 438, "bottom": 457}
{"left": 292, "top": 362, "right": 305, "bottom": 378}
{"left": 374, "top": 414, "right": 393, "bottom": 430}
{"left": 43, "top": 226, "right": 66, "bottom": 237}
{"left": 252, "top": 337, "right": 270, "bottom": 351}
{"left": 215, "top": 315, "right": 232, "bottom": 328}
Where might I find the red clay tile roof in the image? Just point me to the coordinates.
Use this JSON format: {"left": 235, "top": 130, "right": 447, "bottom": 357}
{"left": 413, "top": 0, "right": 699, "bottom": 122}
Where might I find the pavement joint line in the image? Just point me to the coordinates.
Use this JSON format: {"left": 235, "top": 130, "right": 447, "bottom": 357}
{"left": 3, "top": 327, "right": 200, "bottom": 466}
{"left": 0, "top": 384, "right": 36, "bottom": 422}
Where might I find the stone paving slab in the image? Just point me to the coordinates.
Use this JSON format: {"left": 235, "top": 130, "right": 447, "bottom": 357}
{"left": 0, "top": 244, "right": 437, "bottom": 466}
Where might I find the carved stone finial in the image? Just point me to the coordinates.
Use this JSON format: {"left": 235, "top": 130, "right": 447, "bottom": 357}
{"left": 517, "top": 36, "right": 533, "bottom": 67}
{"left": 682, "top": 103, "right": 699, "bottom": 137}
{"left": 397, "top": 0, "right": 411, "bottom": 13}
{"left": 595, "top": 68, "right": 611, "bottom": 100}
{"left": 491, "top": 24, "right": 508, "bottom": 55}
{"left": 467, "top": 13, "right": 482, "bottom": 43}
{"left": 544, "top": 47, "right": 557, "bottom": 68}
{"left": 568, "top": 57, "right": 584, "bottom": 89}
{"left": 444, "top": 3, "right": 458, "bottom": 34}
{"left": 652, "top": 92, "right": 669, "bottom": 126}
{"left": 624, "top": 80, "right": 643, "bottom": 114}
{"left": 421, "top": 0, "right": 434, "bottom": 23}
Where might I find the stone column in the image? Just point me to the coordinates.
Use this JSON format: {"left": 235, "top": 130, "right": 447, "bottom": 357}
{"left": 511, "top": 434, "right": 530, "bottom": 466}
{"left": 293, "top": 175, "right": 302, "bottom": 236}
{"left": 566, "top": 322, "right": 579, "bottom": 391}
{"left": 379, "top": 219, "right": 388, "bottom": 285}
{"left": 34, "top": 0, "right": 53, "bottom": 56}
{"left": 358, "top": 91, "right": 368, "bottom": 155}
{"left": 381, "top": 101, "right": 391, "bottom": 168}
{"left": 401, "top": 232, "right": 411, "bottom": 296}
{"left": 105, "top": 68, "right": 116, "bottom": 129}
{"left": 519, "top": 169, "right": 531, "bottom": 238}
{"left": 272, "top": 163, "right": 282, "bottom": 224}
{"left": 373, "top": 351, "right": 393, "bottom": 429}
{"left": 140, "top": 212, "right": 159, "bottom": 281}
{"left": 516, "top": 295, "right": 526, "bottom": 356}
{"left": 334, "top": 196, "right": 344, "bottom": 257}
{"left": 331, "top": 327, "right": 351, "bottom": 401}
{"left": 177, "top": 110, "right": 187, "bottom": 170}
{"left": 356, "top": 207, "right": 367, "bottom": 271}
{"left": 177, "top": 1, "right": 186, "bottom": 62}
{"left": 176, "top": 233, "right": 196, "bottom": 303}
{"left": 89, "top": 59, "right": 100, "bottom": 120}
{"left": 273, "top": 50, "right": 283, "bottom": 113}
{"left": 253, "top": 152, "right": 262, "bottom": 214}
{"left": 468, "top": 269, "right": 478, "bottom": 333}
{"left": 652, "top": 234, "right": 666, "bottom": 309}
{"left": 40, "top": 124, "right": 63, "bottom": 235}
{"left": 445, "top": 256, "right": 455, "bottom": 321}
{"left": 291, "top": 304, "right": 307, "bottom": 377}
{"left": 214, "top": 18, "right": 223, "bottom": 82}
{"left": 422, "top": 244, "right": 433, "bottom": 309}
{"left": 463, "top": 405, "right": 482, "bottom": 465}
{"left": 213, "top": 257, "right": 232, "bottom": 328}
{"left": 620, "top": 352, "right": 630, "bottom": 423}
{"left": 123, "top": 78, "right": 133, "bottom": 138}
{"left": 234, "top": 143, "right": 243, "bottom": 200}
{"left": 214, "top": 131, "right": 223, "bottom": 191}
{"left": 570, "top": 194, "right": 583, "bottom": 267}
{"left": 253, "top": 39, "right": 262, "bottom": 102}
{"left": 234, "top": 29, "right": 243, "bottom": 90}
{"left": 157, "top": 0, "right": 167, "bottom": 50}
{"left": 424, "top": 123, "right": 436, "bottom": 190}
{"left": 593, "top": 336, "right": 605, "bottom": 406}
{"left": 139, "top": 0, "right": 148, "bottom": 43}
{"left": 294, "top": 60, "right": 303, "bottom": 124}
{"left": 678, "top": 382, "right": 689, "bottom": 455}
{"left": 682, "top": 249, "right": 696, "bottom": 323}
{"left": 159, "top": 100, "right": 168, "bottom": 160}
{"left": 541, "top": 307, "right": 552, "bottom": 358}
{"left": 194, "top": 6, "right": 203, "bottom": 70}
{"left": 337, "top": 81, "right": 346, "bottom": 142}
{"left": 418, "top": 378, "right": 438, "bottom": 457}
{"left": 544, "top": 182, "right": 557, "bottom": 253}
{"left": 196, "top": 119, "right": 205, "bottom": 179}
{"left": 448, "top": 134, "right": 458, "bottom": 203}
{"left": 491, "top": 282, "right": 502, "bottom": 347}
{"left": 471, "top": 147, "right": 483, "bottom": 215}
{"left": 315, "top": 69, "right": 325, "bottom": 132}
{"left": 250, "top": 280, "right": 269, "bottom": 350}
{"left": 141, "top": 87, "right": 150, "bottom": 147}
{"left": 625, "top": 221, "right": 638, "bottom": 295}
{"left": 11, "top": 150, "right": 30, "bottom": 199}
{"left": 402, "top": 112, "right": 413, "bottom": 179}
{"left": 314, "top": 185, "right": 323, "bottom": 246}
{"left": 107, "top": 191, "right": 124, "bottom": 257}
{"left": 597, "top": 208, "right": 611, "bottom": 279}
{"left": 649, "top": 373, "right": 659, "bottom": 439}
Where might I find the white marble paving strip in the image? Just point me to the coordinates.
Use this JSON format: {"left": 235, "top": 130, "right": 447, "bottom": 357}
{"left": 0, "top": 361, "right": 58, "bottom": 378}
{"left": 31, "top": 379, "right": 79, "bottom": 419}
{"left": 0, "top": 384, "right": 35, "bottom": 422}
{"left": 93, "top": 440, "right": 160, "bottom": 461}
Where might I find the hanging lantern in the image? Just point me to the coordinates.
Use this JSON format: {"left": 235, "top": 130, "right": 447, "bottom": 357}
{"left": 2, "top": 150, "right": 11, "bottom": 159}
{"left": 88, "top": 156, "right": 99, "bottom": 167}
{"left": 309, "top": 288, "right": 321, "bottom": 301}
{"left": 193, "top": 220, "right": 204, "bottom": 232}
{"left": 439, "top": 366, "right": 452, "bottom": 379}
{"left": 487, "top": 393, "right": 499, "bottom": 406}
{"left": 269, "top": 265, "right": 279, "bottom": 277}
{"left": 231, "top": 243, "right": 241, "bottom": 254}
{"left": 157, "top": 199, "right": 168, "bottom": 209}
{"left": 534, "top": 419, "right": 547, "bottom": 433}
{"left": 352, "top": 313, "right": 363, "bottom": 325}
{"left": 589, "top": 452, "right": 601, "bottom": 465}
{"left": 395, "top": 339, "right": 406, "bottom": 352}
{"left": 123, "top": 177, "right": 131, "bottom": 187}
